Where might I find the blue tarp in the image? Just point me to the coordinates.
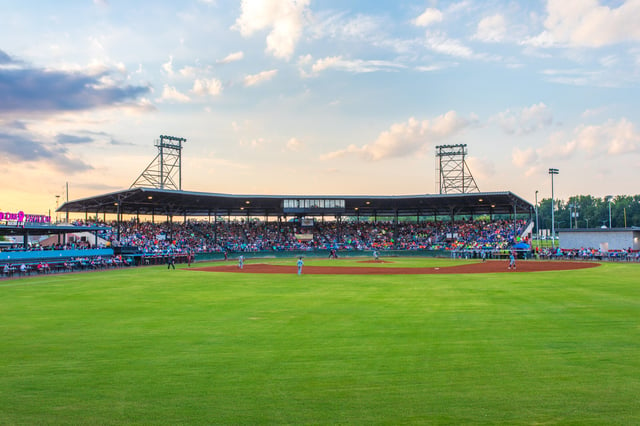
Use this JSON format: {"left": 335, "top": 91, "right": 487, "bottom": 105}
{"left": 513, "top": 242, "right": 530, "bottom": 250}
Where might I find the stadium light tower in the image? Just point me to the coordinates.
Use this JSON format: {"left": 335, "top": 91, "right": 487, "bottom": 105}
{"left": 131, "top": 135, "right": 187, "bottom": 190}
{"left": 435, "top": 144, "right": 480, "bottom": 194}
{"left": 549, "top": 168, "right": 559, "bottom": 248}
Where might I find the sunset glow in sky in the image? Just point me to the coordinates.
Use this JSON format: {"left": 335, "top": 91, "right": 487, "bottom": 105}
{"left": 2, "top": 0, "right": 640, "bottom": 215}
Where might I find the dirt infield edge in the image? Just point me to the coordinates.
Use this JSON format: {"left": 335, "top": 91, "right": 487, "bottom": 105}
{"left": 190, "top": 260, "right": 600, "bottom": 275}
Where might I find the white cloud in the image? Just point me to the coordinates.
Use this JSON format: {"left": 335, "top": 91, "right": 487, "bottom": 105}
{"left": 512, "top": 118, "right": 640, "bottom": 171}
{"left": 512, "top": 147, "right": 539, "bottom": 168}
{"left": 321, "top": 111, "right": 474, "bottom": 161}
{"left": 415, "top": 64, "right": 449, "bottom": 72}
{"left": 474, "top": 14, "right": 506, "bottom": 42}
{"left": 286, "top": 137, "right": 304, "bottom": 151}
{"left": 413, "top": 8, "right": 443, "bottom": 27}
{"left": 192, "top": 78, "right": 222, "bottom": 96}
{"left": 244, "top": 69, "right": 278, "bottom": 87}
{"left": 340, "top": 14, "right": 382, "bottom": 39}
{"left": 574, "top": 118, "right": 640, "bottom": 155}
{"left": 297, "top": 54, "right": 312, "bottom": 65}
{"left": 527, "top": 0, "right": 640, "bottom": 48}
{"left": 541, "top": 68, "right": 604, "bottom": 87}
{"left": 230, "top": 119, "right": 270, "bottom": 149}
{"left": 599, "top": 54, "right": 618, "bottom": 68}
{"left": 446, "top": 1, "right": 473, "bottom": 15}
{"left": 178, "top": 66, "right": 200, "bottom": 78}
{"left": 309, "top": 11, "right": 384, "bottom": 42}
{"left": 311, "top": 56, "right": 341, "bottom": 73}
{"left": 581, "top": 107, "right": 607, "bottom": 118}
{"left": 424, "top": 31, "right": 474, "bottom": 58}
{"left": 237, "top": 135, "right": 268, "bottom": 149}
{"left": 309, "top": 56, "right": 405, "bottom": 74}
{"left": 231, "top": 120, "right": 250, "bottom": 132}
{"left": 233, "top": 0, "right": 310, "bottom": 60}
{"left": 218, "top": 51, "right": 244, "bottom": 64}
{"left": 510, "top": 146, "right": 544, "bottom": 177}
{"left": 160, "top": 84, "right": 190, "bottom": 102}
{"left": 493, "top": 102, "right": 553, "bottom": 135}
{"left": 162, "top": 56, "right": 174, "bottom": 76}
{"left": 465, "top": 156, "right": 496, "bottom": 181}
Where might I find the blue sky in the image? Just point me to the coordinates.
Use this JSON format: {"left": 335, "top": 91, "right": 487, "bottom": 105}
{"left": 1, "top": 0, "right": 639, "bottom": 214}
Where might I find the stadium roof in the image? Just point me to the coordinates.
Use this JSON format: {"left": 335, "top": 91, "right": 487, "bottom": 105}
{"left": 58, "top": 187, "right": 534, "bottom": 219}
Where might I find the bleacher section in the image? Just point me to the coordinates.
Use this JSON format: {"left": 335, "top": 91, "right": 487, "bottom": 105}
{"left": 0, "top": 248, "right": 132, "bottom": 277}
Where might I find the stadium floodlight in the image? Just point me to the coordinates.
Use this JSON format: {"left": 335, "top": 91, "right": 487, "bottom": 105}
{"left": 605, "top": 195, "right": 613, "bottom": 228}
{"left": 131, "top": 135, "right": 187, "bottom": 190}
{"left": 549, "top": 168, "right": 559, "bottom": 248}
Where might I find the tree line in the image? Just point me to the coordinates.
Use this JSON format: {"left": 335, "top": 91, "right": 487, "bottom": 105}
{"left": 535, "top": 195, "right": 640, "bottom": 231}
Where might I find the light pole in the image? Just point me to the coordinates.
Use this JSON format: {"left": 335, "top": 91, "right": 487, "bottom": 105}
{"left": 567, "top": 203, "right": 573, "bottom": 229}
{"left": 549, "top": 168, "right": 559, "bottom": 248}
{"left": 55, "top": 195, "right": 60, "bottom": 223}
{"left": 606, "top": 195, "right": 613, "bottom": 228}
{"left": 568, "top": 203, "right": 578, "bottom": 229}
{"left": 535, "top": 190, "right": 539, "bottom": 247}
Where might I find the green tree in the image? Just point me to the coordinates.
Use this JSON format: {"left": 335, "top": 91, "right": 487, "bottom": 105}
{"left": 536, "top": 194, "right": 640, "bottom": 231}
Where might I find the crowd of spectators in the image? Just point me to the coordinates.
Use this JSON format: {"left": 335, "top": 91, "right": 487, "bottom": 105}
{"left": 537, "top": 246, "right": 640, "bottom": 262}
{"left": 1, "top": 254, "right": 132, "bottom": 278}
{"left": 68, "top": 217, "right": 529, "bottom": 255}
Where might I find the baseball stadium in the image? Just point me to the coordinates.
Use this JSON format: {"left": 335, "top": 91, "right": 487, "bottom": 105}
{"left": 1, "top": 139, "right": 639, "bottom": 424}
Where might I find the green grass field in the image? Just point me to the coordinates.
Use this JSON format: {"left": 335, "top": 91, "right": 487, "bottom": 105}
{"left": 1, "top": 258, "right": 639, "bottom": 425}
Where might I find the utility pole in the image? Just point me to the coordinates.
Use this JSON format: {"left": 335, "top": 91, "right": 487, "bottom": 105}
{"left": 606, "top": 195, "right": 613, "bottom": 228}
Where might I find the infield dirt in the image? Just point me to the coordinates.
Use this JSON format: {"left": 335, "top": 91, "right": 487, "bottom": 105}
{"left": 191, "top": 260, "right": 600, "bottom": 275}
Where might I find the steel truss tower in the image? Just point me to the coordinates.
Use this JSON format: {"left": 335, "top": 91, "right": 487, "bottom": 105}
{"left": 131, "top": 135, "right": 187, "bottom": 190}
{"left": 435, "top": 144, "right": 479, "bottom": 194}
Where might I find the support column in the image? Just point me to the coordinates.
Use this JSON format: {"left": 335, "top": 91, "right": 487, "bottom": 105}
{"left": 116, "top": 201, "right": 121, "bottom": 243}
{"left": 394, "top": 209, "right": 399, "bottom": 248}
{"left": 513, "top": 203, "right": 517, "bottom": 243}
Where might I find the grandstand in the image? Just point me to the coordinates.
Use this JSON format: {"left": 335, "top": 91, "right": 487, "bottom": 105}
{"left": 57, "top": 187, "right": 533, "bottom": 221}
{"left": 47, "top": 189, "right": 534, "bottom": 263}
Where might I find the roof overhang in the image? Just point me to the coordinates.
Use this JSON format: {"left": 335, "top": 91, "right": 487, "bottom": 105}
{"left": 58, "top": 187, "right": 533, "bottom": 218}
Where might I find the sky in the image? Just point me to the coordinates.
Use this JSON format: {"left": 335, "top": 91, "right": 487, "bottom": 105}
{"left": 1, "top": 0, "right": 640, "bottom": 216}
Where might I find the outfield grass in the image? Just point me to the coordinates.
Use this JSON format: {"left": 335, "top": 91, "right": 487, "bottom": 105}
{"left": 1, "top": 258, "right": 639, "bottom": 424}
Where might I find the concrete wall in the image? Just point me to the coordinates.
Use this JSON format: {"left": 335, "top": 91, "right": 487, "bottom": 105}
{"left": 559, "top": 229, "right": 640, "bottom": 251}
